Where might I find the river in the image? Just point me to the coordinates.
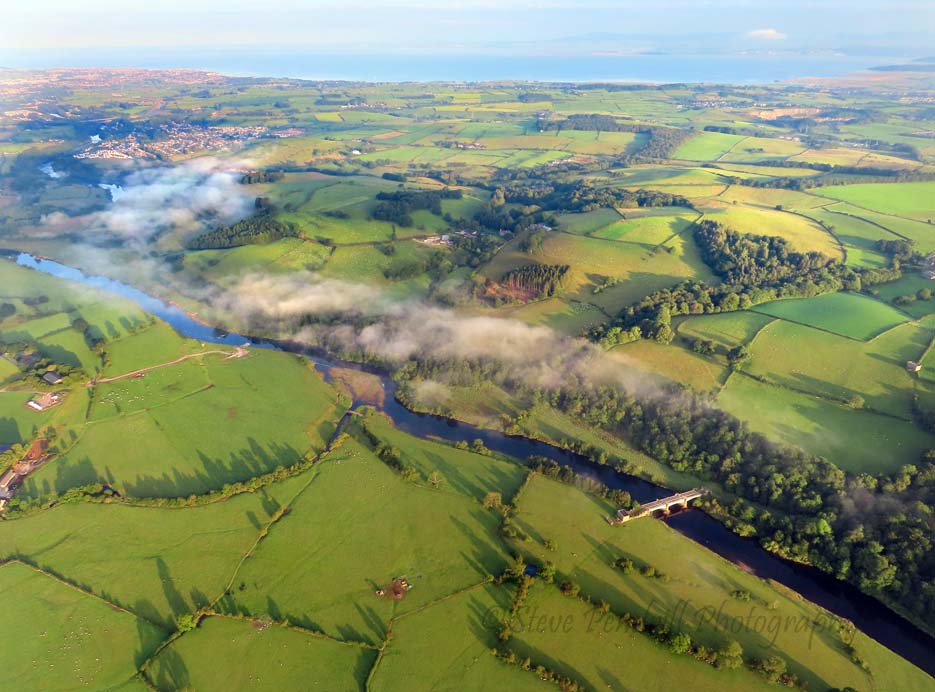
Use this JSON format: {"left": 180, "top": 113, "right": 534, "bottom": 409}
{"left": 11, "top": 251, "right": 935, "bottom": 676}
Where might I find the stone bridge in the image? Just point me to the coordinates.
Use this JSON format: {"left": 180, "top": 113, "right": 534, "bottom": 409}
{"left": 611, "top": 488, "right": 709, "bottom": 524}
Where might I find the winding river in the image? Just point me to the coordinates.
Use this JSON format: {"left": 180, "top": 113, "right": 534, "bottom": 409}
{"left": 11, "top": 251, "right": 935, "bottom": 676}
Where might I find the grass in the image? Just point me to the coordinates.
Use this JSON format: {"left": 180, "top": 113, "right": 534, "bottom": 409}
{"left": 816, "top": 182, "right": 935, "bottom": 222}
{"left": 745, "top": 319, "right": 933, "bottom": 418}
{"left": 673, "top": 132, "right": 747, "bottom": 161}
{"left": 717, "top": 375, "right": 934, "bottom": 473}
{"left": 144, "top": 616, "right": 375, "bottom": 692}
{"left": 872, "top": 275, "right": 935, "bottom": 318}
{"left": 592, "top": 210, "right": 697, "bottom": 245}
{"left": 371, "top": 583, "right": 551, "bottom": 692}
{"left": 0, "top": 561, "right": 167, "bottom": 691}
{"left": 751, "top": 292, "right": 910, "bottom": 341}
{"left": 677, "top": 311, "right": 776, "bottom": 351}
{"left": 223, "top": 436, "right": 512, "bottom": 645}
{"left": 0, "top": 471, "right": 311, "bottom": 628}
{"left": 361, "top": 411, "right": 529, "bottom": 502}
{"left": 480, "top": 231, "right": 715, "bottom": 317}
{"left": 508, "top": 474, "right": 934, "bottom": 692}
{"left": 700, "top": 202, "right": 843, "bottom": 258}
{"left": 610, "top": 339, "right": 728, "bottom": 392}
{"left": 22, "top": 349, "right": 347, "bottom": 500}
{"left": 511, "top": 583, "right": 777, "bottom": 692}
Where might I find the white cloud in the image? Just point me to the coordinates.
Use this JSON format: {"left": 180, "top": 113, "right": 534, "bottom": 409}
{"left": 746, "top": 28, "right": 788, "bottom": 40}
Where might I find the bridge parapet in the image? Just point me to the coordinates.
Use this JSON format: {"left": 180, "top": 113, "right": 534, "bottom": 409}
{"left": 611, "top": 488, "right": 709, "bottom": 524}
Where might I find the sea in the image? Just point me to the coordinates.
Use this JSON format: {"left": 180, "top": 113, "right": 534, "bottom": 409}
{"left": 1, "top": 48, "right": 900, "bottom": 84}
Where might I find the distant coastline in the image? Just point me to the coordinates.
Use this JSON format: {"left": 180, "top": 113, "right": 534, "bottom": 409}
{"left": 0, "top": 48, "right": 901, "bottom": 84}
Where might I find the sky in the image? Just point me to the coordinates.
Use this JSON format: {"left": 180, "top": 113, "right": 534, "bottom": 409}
{"left": 2, "top": 0, "right": 933, "bottom": 56}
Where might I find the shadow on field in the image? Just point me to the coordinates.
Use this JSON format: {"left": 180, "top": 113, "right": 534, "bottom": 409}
{"left": 0, "top": 416, "right": 21, "bottom": 443}
{"left": 115, "top": 438, "right": 302, "bottom": 499}
{"left": 146, "top": 646, "right": 190, "bottom": 692}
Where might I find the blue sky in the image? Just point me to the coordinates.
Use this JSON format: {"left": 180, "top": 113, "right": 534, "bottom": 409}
{"left": 3, "top": 0, "right": 933, "bottom": 55}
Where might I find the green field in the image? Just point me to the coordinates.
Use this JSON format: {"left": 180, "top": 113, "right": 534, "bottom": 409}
{"left": 718, "top": 374, "right": 934, "bottom": 473}
{"left": 817, "top": 181, "right": 935, "bottom": 222}
{"left": 21, "top": 348, "right": 347, "bottom": 500}
{"left": 0, "top": 561, "right": 166, "bottom": 692}
{"left": 751, "top": 292, "right": 910, "bottom": 340}
{"left": 0, "top": 471, "right": 312, "bottom": 628}
{"left": 145, "top": 616, "right": 375, "bottom": 692}
{"left": 223, "top": 436, "right": 514, "bottom": 645}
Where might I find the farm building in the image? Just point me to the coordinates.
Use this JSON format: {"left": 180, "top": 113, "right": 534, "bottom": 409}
{"left": 25, "top": 392, "right": 61, "bottom": 412}
{"left": 907, "top": 361, "right": 923, "bottom": 373}
{"left": 42, "top": 371, "right": 63, "bottom": 385}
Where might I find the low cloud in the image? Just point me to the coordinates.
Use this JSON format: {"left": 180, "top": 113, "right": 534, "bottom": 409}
{"left": 40, "top": 157, "right": 254, "bottom": 246}
{"left": 746, "top": 28, "right": 788, "bottom": 41}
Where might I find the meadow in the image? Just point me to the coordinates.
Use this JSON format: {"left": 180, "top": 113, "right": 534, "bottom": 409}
{"left": 144, "top": 616, "right": 376, "bottom": 692}
{"left": 21, "top": 348, "right": 346, "bottom": 500}
{"left": 750, "top": 292, "right": 910, "bottom": 340}
{"left": 224, "top": 436, "right": 515, "bottom": 645}
{"left": 717, "top": 374, "right": 933, "bottom": 473}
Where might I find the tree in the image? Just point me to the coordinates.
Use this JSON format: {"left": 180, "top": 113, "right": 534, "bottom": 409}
{"left": 668, "top": 632, "right": 692, "bottom": 654}
{"left": 482, "top": 491, "right": 503, "bottom": 509}
{"left": 717, "top": 640, "right": 744, "bottom": 669}
{"left": 727, "top": 345, "right": 750, "bottom": 366}
{"left": 176, "top": 613, "right": 198, "bottom": 633}
{"left": 428, "top": 470, "right": 444, "bottom": 489}
{"left": 755, "top": 655, "right": 787, "bottom": 683}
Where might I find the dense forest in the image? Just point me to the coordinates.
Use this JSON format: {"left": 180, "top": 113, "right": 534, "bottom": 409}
{"left": 500, "top": 182, "right": 691, "bottom": 213}
{"left": 187, "top": 207, "right": 297, "bottom": 250}
{"left": 498, "top": 263, "right": 569, "bottom": 298}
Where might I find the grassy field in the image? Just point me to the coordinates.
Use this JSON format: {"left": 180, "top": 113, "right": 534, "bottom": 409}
{"left": 361, "top": 411, "right": 530, "bottom": 502}
{"left": 508, "top": 474, "right": 934, "bottom": 691}
{"left": 610, "top": 339, "right": 728, "bottom": 392}
{"left": 145, "top": 616, "right": 375, "bottom": 692}
{"left": 744, "top": 319, "right": 934, "bottom": 418}
{"left": 371, "top": 583, "right": 551, "bottom": 692}
{"left": 673, "top": 132, "right": 747, "bottom": 161}
{"left": 717, "top": 374, "right": 934, "bottom": 473}
{"left": 0, "top": 561, "right": 166, "bottom": 692}
{"left": 224, "top": 436, "right": 513, "bottom": 645}
{"left": 21, "top": 348, "right": 347, "bottom": 500}
{"left": 700, "top": 202, "right": 843, "bottom": 258}
{"left": 0, "top": 471, "right": 311, "bottom": 628}
{"left": 817, "top": 181, "right": 935, "bottom": 222}
{"left": 751, "top": 292, "right": 910, "bottom": 340}
{"left": 677, "top": 311, "right": 776, "bottom": 351}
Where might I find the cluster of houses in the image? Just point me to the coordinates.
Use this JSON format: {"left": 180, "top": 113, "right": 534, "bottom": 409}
{"left": 0, "top": 439, "right": 49, "bottom": 511}
{"left": 922, "top": 253, "right": 935, "bottom": 280}
{"left": 25, "top": 371, "right": 64, "bottom": 412}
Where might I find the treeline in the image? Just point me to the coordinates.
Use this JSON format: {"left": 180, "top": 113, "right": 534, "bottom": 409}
{"left": 720, "top": 167, "right": 935, "bottom": 191}
{"left": 500, "top": 181, "right": 691, "bottom": 213}
{"left": 590, "top": 220, "right": 897, "bottom": 345}
{"left": 538, "top": 114, "right": 693, "bottom": 161}
{"left": 187, "top": 208, "right": 297, "bottom": 250}
{"left": 372, "top": 188, "right": 462, "bottom": 227}
{"left": 240, "top": 170, "right": 284, "bottom": 184}
{"left": 500, "top": 264, "right": 569, "bottom": 298}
